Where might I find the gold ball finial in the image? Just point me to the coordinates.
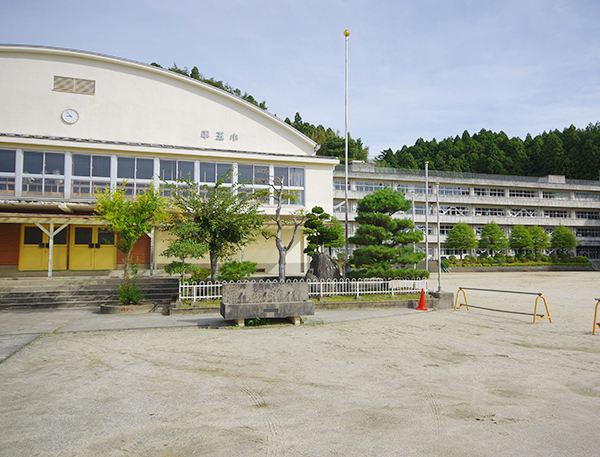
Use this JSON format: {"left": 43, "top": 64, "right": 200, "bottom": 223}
{"left": 344, "top": 29, "right": 350, "bottom": 37}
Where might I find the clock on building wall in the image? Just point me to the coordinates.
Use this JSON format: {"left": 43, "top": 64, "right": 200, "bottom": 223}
{"left": 61, "top": 109, "right": 79, "bottom": 124}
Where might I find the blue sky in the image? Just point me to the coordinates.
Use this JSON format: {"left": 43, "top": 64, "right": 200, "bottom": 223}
{"left": 2, "top": 0, "right": 600, "bottom": 159}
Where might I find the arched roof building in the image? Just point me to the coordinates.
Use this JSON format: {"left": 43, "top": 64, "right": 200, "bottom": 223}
{"left": 0, "top": 45, "right": 338, "bottom": 277}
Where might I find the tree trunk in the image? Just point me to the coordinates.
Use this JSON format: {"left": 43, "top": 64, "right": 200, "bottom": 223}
{"left": 123, "top": 250, "right": 131, "bottom": 286}
{"left": 278, "top": 246, "right": 287, "bottom": 281}
{"left": 210, "top": 251, "right": 218, "bottom": 282}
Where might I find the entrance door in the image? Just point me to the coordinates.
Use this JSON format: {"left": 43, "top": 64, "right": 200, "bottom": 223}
{"left": 19, "top": 225, "right": 68, "bottom": 271}
{"left": 70, "top": 226, "right": 116, "bottom": 270}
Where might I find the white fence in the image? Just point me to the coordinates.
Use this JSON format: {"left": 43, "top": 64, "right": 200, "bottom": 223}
{"left": 308, "top": 278, "right": 428, "bottom": 298}
{"left": 179, "top": 278, "right": 428, "bottom": 302}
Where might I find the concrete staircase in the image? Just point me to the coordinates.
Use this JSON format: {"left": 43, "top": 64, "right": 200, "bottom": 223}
{"left": 0, "top": 276, "right": 179, "bottom": 309}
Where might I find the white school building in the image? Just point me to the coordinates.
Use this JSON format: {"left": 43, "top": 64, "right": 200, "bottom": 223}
{"left": 0, "top": 45, "right": 338, "bottom": 277}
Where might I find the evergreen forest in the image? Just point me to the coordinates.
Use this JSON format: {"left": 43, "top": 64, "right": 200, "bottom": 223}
{"left": 376, "top": 124, "right": 600, "bottom": 181}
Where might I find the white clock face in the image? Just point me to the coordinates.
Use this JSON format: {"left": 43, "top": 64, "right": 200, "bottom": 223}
{"left": 61, "top": 109, "right": 79, "bottom": 124}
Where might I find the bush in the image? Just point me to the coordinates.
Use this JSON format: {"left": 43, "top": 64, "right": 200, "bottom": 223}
{"left": 573, "top": 256, "right": 590, "bottom": 264}
{"left": 493, "top": 253, "right": 506, "bottom": 264}
{"left": 505, "top": 256, "right": 516, "bottom": 264}
{"left": 118, "top": 262, "right": 145, "bottom": 304}
{"left": 464, "top": 255, "right": 477, "bottom": 264}
{"left": 217, "top": 261, "right": 257, "bottom": 282}
{"left": 118, "top": 279, "right": 145, "bottom": 305}
{"left": 190, "top": 268, "right": 211, "bottom": 282}
{"left": 346, "top": 268, "right": 429, "bottom": 280}
{"left": 524, "top": 252, "right": 535, "bottom": 261}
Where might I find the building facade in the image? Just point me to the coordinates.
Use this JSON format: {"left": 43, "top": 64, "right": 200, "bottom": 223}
{"left": 0, "top": 45, "right": 338, "bottom": 277}
{"left": 334, "top": 162, "right": 600, "bottom": 260}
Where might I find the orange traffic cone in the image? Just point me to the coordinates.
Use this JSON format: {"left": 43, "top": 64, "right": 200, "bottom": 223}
{"left": 416, "top": 288, "right": 428, "bottom": 311}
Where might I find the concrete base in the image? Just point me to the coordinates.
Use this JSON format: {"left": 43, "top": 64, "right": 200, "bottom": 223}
{"left": 220, "top": 301, "right": 314, "bottom": 321}
{"left": 430, "top": 291, "right": 454, "bottom": 309}
{"left": 99, "top": 303, "right": 155, "bottom": 314}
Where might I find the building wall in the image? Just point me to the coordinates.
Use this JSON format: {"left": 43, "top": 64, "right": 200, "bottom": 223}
{"left": 334, "top": 162, "right": 600, "bottom": 259}
{"left": 0, "top": 224, "right": 20, "bottom": 266}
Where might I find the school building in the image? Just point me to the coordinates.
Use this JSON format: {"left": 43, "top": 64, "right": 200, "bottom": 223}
{"left": 0, "top": 45, "right": 338, "bottom": 278}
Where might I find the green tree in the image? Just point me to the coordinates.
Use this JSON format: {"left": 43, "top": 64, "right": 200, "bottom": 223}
{"left": 444, "top": 222, "right": 477, "bottom": 259}
{"left": 164, "top": 174, "right": 265, "bottom": 281}
{"left": 528, "top": 226, "right": 550, "bottom": 254}
{"left": 95, "top": 184, "right": 167, "bottom": 293}
{"left": 509, "top": 225, "right": 533, "bottom": 253}
{"left": 303, "top": 206, "right": 345, "bottom": 257}
{"left": 550, "top": 225, "right": 577, "bottom": 253}
{"left": 348, "top": 187, "right": 426, "bottom": 278}
{"left": 161, "top": 213, "right": 208, "bottom": 282}
{"left": 478, "top": 222, "right": 508, "bottom": 256}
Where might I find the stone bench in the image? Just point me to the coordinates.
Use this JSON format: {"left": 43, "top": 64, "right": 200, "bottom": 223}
{"left": 220, "top": 281, "right": 314, "bottom": 327}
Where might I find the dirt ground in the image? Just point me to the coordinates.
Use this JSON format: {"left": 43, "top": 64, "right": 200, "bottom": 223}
{"left": 1, "top": 271, "right": 600, "bottom": 456}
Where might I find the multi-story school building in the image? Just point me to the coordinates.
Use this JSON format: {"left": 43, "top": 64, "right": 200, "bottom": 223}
{"left": 334, "top": 161, "right": 600, "bottom": 261}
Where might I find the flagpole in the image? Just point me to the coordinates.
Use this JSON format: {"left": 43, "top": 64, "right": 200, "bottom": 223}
{"left": 344, "top": 29, "right": 350, "bottom": 279}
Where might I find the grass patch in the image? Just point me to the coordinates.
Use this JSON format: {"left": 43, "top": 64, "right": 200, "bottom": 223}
{"left": 317, "top": 293, "right": 422, "bottom": 302}
{"left": 176, "top": 299, "right": 220, "bottom": 308}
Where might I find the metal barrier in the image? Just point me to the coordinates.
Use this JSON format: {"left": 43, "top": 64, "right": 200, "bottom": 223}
{"left": 594, "top": 298, "right": 600, "bottom": 335}
{"left": 454, "top": 287, "right": 552, "bottom": 324}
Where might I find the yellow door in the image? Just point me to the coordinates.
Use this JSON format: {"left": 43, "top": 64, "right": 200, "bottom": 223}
{"left": 19, "top": 225, "right": 68, "bottom": 271}
{"left": 70, "top": 226, "right": 116, "bottom": 270}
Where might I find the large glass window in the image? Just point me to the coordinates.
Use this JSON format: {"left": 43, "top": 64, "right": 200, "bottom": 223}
{"left": 117, "top": 157, "right": 155, "bottom": 195}
{"left": 72, "top": 154, "right": 111, "bottom": 198}
{"left": 22, "top": 151, "right": 65, "bottom": 197}
{"left": 0, "top": 149, "right": 16, "bottom": 172}
{"left": 0, "top": 149, "right": 16, "bottom": 196}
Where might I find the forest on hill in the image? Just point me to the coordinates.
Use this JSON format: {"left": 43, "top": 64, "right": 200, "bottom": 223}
{"left": 376, "top": 123, "right": 600, "bottom": 181}
{"left": 157, "top": 62, "right": 598, "bottom": 180}
{"left": 284, "top": 113, "right": 369, "bottom": 164}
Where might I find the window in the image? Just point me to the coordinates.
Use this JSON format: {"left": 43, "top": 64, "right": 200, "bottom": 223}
{"left": 575, "top": 192, "right": 600, "bottom": 201}
{"left": 160, "top": 160, "right": 194, "bottom": 181}
{"left": 543, "top": 191, "right": 569, "bottom": 200}
{"left": 71, "top": 154, "right": 111, "bottom": 198}
{"left": 22, "top": 151, "right": 65, "bottom": 197}
{"left": 333, "top": 180, "right": 348, "bottom": 191}
{"left": 416, "top": 225, "right": 433, "bottom": 235}
{"left": 275, "top": 167, "right": 305, "bottom": 206}
{"left": 509, "top": 208, "right": 537, "bottom": 218}
{"left": 473, "top": 187, "right": 504, "bottom": 197}
{"left": 0, "top": 149, "right": 15, "bottom": 173}
{"left": 576, "top": 228, "right": 600, "bottom": 237}
{"left": 439, "top": 186, "right": 469, "bottom": 196}
{"left": 509, "top": 189, "right": 537, "bottom": 198}
{"left": 199, "top": 162, "right": 232, "bottom": 183}
{"left": 356, "top": 181, "right": 391, "bottom": 192}
{"left": 575, "top": 211, "right": 600, "bottom": 220}
{"left": 440, "top": 225, "right": 454, "bottom": 235}
{"left": 475, "top": 207, "right": 505, "bottom": 217}
{"left": 117, "top": 157, "right": 155, "bottom": 195}
{"left": 440, "top": 206, "right": 469, "bottom": 216}
{"left": 398, "top": 183, "right": 428, "bottom": 194}
{"left": 0, "top": 149, "right": 16, "bottom": 196}
{"left": 544, "top": 210, "right": 570, "bottom": 218}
